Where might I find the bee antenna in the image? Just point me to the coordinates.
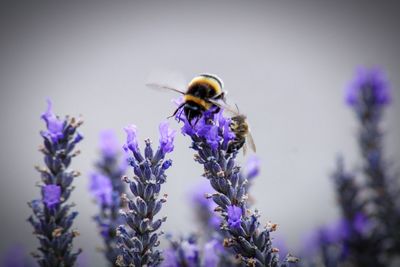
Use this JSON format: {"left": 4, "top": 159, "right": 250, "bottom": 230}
{"left": 235, "top": 103, "right": 240, "bottom": 113}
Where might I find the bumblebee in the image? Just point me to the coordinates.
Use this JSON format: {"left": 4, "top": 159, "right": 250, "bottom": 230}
{"left": 226, "top": 105, "right": 256, "bottom": 155}
{"left": 147, "top": 73, "right": 226, "bottom": 124}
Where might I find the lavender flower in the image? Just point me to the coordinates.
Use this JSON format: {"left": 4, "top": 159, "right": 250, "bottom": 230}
{"left": 41, "top": 98, "right": 64, "bottom": 142}
{"left": 89, "top": 172, "right": 113, "bottom": 206}
{"left": 100, "top": 130, "right": 121, "bottom": 158}
{"left": 28, "top": 99, "right": 83, "bottom": 267}
{"left": 227, "top": 205, "right": 242, "bottom": 229}
{"left": 345, "top": 68, "right": 391, "bottom": 107}
{"left": 304, "top": 69, "right": 399, "bottom": 267}
{"left": 90, "top": 130, "right": 126, "bottom": 266}
{"left": 42, "top": 184, "right": 61, "bottom": 209}
{"left": 345, "top": 68, "right": 399, "bottom": 259}
{"left": 161, "top": 235, "right": 201, "bottom": 267}
{"left": 189, "top": 181, "right": 220, "bottom": 235}
{"left": 203, "top": 239, "right": 224, "bottom": 267}
{"left": 116, "top": 122, "right": 175, "bottom": 266}
{"left": 161, "top": 235, "right": 229, "bottom": 267}
{"left": 246, "top": 155, "right": 261, "bottom": 180}
{"left": 159, "top": 121, "right": 176, "bottom": 154}
{"left": 177, "top": 107, "right": 298, "bottom": 266}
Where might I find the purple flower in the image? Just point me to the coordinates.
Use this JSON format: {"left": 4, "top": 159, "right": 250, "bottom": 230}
{"left": 189, "top": 181, "right": 220, "bottom": 228}
{"left": 216, "top": 109, "right": 235, "bottom": 144}
{"left": 181, "top": 116, "right": 196, "bottom": 136}
{"left": 190, "top": 180, "right": 216, "bottom": 207}
{"left": 198, "top": 124, "right": 221, "bottom": 150}
{"left": 203, "top": 239, "right": 222, "bottom": 267}
{"left": 41, "top": 99, "right": 64, "bottom": 142}
{"left": 43, "top": 184, "right": 61, "bottom": 209}
{"left": 272, "top": 235, "right": 289, "bottom": 258}
{"left": 302, "top": 218, "right": 349, "bottom": 256}
{"left": 160, "top": 248, "right": 178, "bottom": 267}
{"left": 246, "top": 155, "right": 260, "bottom": 180}
{"left": 162, "top": 159, "right": 172, "bottom": 170}
{"left": 159, "top": 121, "right": 176, "bottom": 154}
{"left": 345, "top": 68, "right": 391, "bottom": 106}
{"left": 123, "top": 124, "right": 139, "bottom": 153}
{"left": 89, "top": 173, "right": 112, "bottom": 206}
{"left": 353, "top": 212, "right": 369, "bottom": 234}
{"left": 99, "top": 130, "right": 120, "bottom": 157}
{"left": 181, "top": 241, "right": 199, "bottom": 263}
{"left": 227, "top": 205, "right": 242, "bottom": 229}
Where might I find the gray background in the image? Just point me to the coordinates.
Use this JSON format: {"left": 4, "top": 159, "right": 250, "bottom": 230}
{"left": 0, "top": 1, "right": 399, "bottom": 266}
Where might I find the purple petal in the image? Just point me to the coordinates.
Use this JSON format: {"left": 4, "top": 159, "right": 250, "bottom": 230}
{"left": 123, "top": 124, "right": 139, "bottom": 153}
{"left": 43, "top": 184, "right": 61, "bottom": 209}
{"left": 99, "top": 130, "right": 120, "bottom": 157}
{"left": 159, "top": 121, "right": 176, "bottom": 154}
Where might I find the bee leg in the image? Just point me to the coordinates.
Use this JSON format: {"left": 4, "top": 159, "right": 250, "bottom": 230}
{"left": 212, "top": 106, "right": 220, "bottom": 115}
{"left": 193, "top": 117, "right": 200, "bottom": 126}
{"left": 168, "top": 103, "right": 185, "bottom": 120}
{"left": 187, "top": 110, "right": 193, "bottom": 126}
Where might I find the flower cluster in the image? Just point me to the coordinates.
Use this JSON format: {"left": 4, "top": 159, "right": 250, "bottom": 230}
{"left": 116, "top": 122, "right": 175, "bottom": 266}
{"left": 28, "top": 99, "right": 83, "bottom": 267}
{"left": 303, "top": 68, "right": 399, "bottom": 267}
{"left": 161, "top": 234, "right": 229, "bottom": 267}
{"left": 189, "top": 181, "right": 220, "bottom": 236}
{"left": 178, "top": 108, "right": 298, "bottom": 267}
{"left": 89, "top": 130, "right": 127, "bottom": 266}
{"left": 161, "top": 235, "right": 201, "bottom": 267}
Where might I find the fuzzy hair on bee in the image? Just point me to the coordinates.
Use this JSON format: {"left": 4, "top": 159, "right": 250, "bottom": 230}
{"left": 147, "top": 73, "right": 226, "bottom": 125}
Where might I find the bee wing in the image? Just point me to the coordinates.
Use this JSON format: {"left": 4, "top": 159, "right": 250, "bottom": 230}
{"left": 242, "top": 142, "right": 248, "bottom": 156}
{"left": 207, "top": 98, "right": 239, "bottom": 115}
{"left": 146, "top": 83, "right": 185, "bottom": 95}
{"left": 246, "top": 130, "right": 257, "bottom": 153}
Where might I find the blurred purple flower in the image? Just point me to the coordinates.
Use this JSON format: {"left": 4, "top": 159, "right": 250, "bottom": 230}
{"left": 345, "top": 68, "right": 391, "bottom": 106}
{"left": 246, "top": 155, "right": 261, "bottom": 180}
{"left": 189, "top": 180, "right": 221, "bottom": 229}
{"left": 272, "top": 235, "right": 289, "bottom": 258}
{"left": 181, "top": 241, "right": 199, "bottom": 263}
{"left": 89, "top": 172, "right": 112, "bottom": 206}
{"left": 99, "top": 130, "right": 120, "bottom": 157}
{"left": 227, "top": 205, "right": 242, "bottom": 229}
{"left": 353, "top": 212, "right": 369, "bottom": 234}
{"left": 123, "top": 124, "right": 139, "bottom": 153}
{"left": 42, "top": 184, "right": 61, "bottom": 209}
{"left": 159, "top": 121, "right": 176, "bottom": 154}
{"left": 191, "top": 180, "right": 215, "bottom": 207}
{"left": 41, "top": 99, "right": 64, "bottom": 142}
{"left": 203, "top": 239, "right": 222, "bottom": 267}
{"left": 160, "top": 248, "right": 177, "bottom": 267}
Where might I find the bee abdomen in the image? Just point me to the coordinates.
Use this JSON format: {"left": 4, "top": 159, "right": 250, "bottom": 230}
{"left": 227, "top": 138, "right": 246, "bottom": 154}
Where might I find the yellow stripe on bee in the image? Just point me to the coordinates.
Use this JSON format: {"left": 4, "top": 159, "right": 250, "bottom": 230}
{"left": 188, "top": 76, "right": 222, "bottom": 95}
{"left": 184, "top": 95, "right": 212, "bottom": 109}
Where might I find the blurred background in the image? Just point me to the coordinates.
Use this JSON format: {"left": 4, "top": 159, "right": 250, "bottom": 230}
{"left": 0, "top": 1, "right": 399, "bottom": 266}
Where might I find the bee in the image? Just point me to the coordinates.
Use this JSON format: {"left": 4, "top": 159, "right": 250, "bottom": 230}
{"left": 225, "top": 105, "right": 257, "bottom": 155}
{"left": 147, "top": 73, "right": 226, "bottom": 125}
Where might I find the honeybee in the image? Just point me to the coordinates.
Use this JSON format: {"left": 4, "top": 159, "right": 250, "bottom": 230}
{"left": 226, "top": 105, "right": 256, "bottom": 155}
{"left": 147, "top": 73, "right": 226, "bottom": 125}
